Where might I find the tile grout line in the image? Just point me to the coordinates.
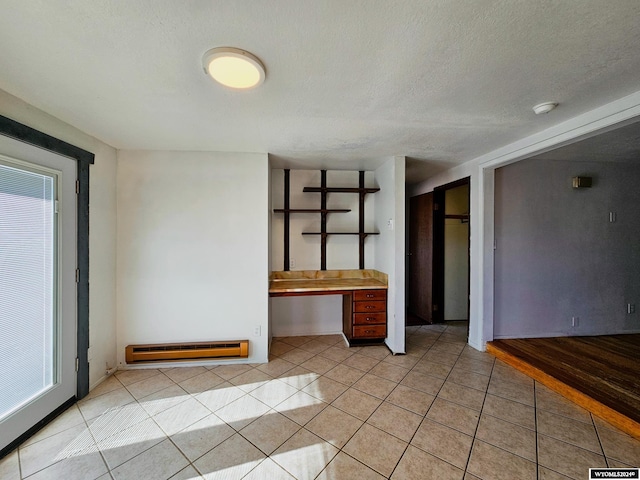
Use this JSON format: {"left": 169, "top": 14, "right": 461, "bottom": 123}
{"left": 83, "top": 408, "right": 113, "bottom": 479}
{"left": 17, "top": 446, "right": 23, "bottom": 480}
{"left": 116, "top": 368, "right": 245, "bottom": 477}
{"left": 480, "top": 410, "right": 535, "bottom": 432}
{"left": 386, "top": 326, "right": 449, "bottom": 479}
{"left": 300, "top": 336, "right": 425, "bottom": 468}
{"left": 320, "top": 323, "right": 450, "bottom": 479}
{"left": 533, "top": 383, "right": 584, "bottom": 480}
{"left": 153, "top": 365, "right": 282, "bottom": 479}
{"left": 388, "top": 322, "right": 470, "bottom": 479}
{"left": 210, "top": 354, "right": 337, "bottom": 479}
{"left": 590, "top": 413, "right": 610, "bottom": 468}
{"left": 460, "top": 344, "right": 497, "bottom": 478}
{"left": 279, "top": 338, "right": 364, "bottom": 478}
{"left": 162, "top": 429, "right": 194, "bottom": 479}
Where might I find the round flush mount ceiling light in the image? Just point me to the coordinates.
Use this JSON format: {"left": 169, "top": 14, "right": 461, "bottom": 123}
{"left": 202, "top": 47, "right": 265, "bottom": 90}
{"left": 533, "top": 102, "right": 558, "bottom": 115}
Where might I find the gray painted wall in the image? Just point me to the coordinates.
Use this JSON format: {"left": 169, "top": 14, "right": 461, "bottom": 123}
{"left": 494, "top": 158, "right": 640, "bottom": 338}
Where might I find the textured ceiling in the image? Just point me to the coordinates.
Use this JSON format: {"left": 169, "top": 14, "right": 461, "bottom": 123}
{"left": 0, "top": 1, "right": 639, "bottom": 183}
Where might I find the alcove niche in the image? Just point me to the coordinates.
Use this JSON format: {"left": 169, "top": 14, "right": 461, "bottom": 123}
{"left": 270, "top": 169, "right": 379, "bottom": 336}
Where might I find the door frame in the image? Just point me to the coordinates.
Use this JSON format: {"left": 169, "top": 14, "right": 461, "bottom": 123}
{"left": 433, "top": 177, "right": 470, "bottom": 324}
{"left": 0, "top": 115, "right": 93, "bottom": 458}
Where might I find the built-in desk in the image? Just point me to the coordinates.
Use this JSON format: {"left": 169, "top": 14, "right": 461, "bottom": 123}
{"left": 269, "top": 270, "right": 388, "bottom": 345}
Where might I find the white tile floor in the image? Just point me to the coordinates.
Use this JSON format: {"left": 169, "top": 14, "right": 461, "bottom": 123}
{"left": 1, "top": 322, "right": 639, "bottom": 479}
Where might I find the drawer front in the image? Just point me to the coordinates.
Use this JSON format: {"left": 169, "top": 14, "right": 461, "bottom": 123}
{"left": 353, "top": 313, "right": 386, "bottom": 325}
{"left": 353, "top": 300, "right": 386, "bottom": 313}
{"left": 353, "top": 324, "right": 387, "bottom": 338}
{"left": 354, "top": 289, "right": 387, "bottom": 301}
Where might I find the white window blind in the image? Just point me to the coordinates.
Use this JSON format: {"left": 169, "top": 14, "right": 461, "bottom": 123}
{"left": 0, "top": 162, "right": 56, "bottom": 421}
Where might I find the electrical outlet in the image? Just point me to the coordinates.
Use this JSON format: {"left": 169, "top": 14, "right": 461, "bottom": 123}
{"left": 253, "top": 325, "right": 261, "bottom": 337}
{"left": 387, "top": 218, "right": 394, "bottom": 230}
{"left": 290, "top": 258, "right": 295, "bottom": 269}
{"left": 628, "top": 304, "right": 636, "bottom": 314}
{"left": 571, "top": 316, "right": 579, "bottom": 327}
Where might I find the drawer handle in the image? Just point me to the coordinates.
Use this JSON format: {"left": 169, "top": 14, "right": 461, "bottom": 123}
{"left": 365, "top": 330, "right": 374, "bottom": 334}
{"left": 366, "top": 294, "right": 374, "bottom": 298}
{"left": 366, "top": 305, "right": 375, "bottom": 309}
{"left": 366, "top": 317, "right": 375, "bottom": 321}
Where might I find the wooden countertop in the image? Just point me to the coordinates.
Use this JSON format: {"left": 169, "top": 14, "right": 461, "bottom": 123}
{"left": 269, "top": 269, "right": 388, "bottom": 295}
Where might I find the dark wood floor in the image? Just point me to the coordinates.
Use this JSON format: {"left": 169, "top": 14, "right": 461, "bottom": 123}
{"left": 487, "top": 334, "right": 640, "bottom": 438}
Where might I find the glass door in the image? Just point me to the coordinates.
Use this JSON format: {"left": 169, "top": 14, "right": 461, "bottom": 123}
{"left": 0, "top": 150, "right": 76, "bottom": 452}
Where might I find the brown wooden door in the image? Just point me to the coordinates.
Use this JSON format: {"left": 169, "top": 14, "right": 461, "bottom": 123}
{"left": 408, "top": 192, "right": 434, "bottom": 324}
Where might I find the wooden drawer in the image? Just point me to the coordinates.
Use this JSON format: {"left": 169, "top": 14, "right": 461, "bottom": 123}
{"left": 353, "top": 300, "right": 386, "bottom": 313}
{"left": 353, "top": 313, "right": 386, "bottom": 325}
{"left": 353, "top": 324, "right": 387, "bottom": 338}
{"left": 354, "top": 289, "right": 387, "bottom": 301}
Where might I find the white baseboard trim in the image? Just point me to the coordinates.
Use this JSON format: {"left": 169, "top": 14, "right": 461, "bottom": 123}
{"left": 271, "top": 329, "right": 343, "bottom": 337}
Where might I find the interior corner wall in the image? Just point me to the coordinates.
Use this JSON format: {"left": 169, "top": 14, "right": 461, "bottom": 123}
{"left": 269, "top": 169, "right": 376, "bottom": 337}
{"left": 116, "top": 150, "right": 270, "bottom": 365}
{"left": 0, "top": 89, "right": 118, "bottom": 389}
{"left": 374, "top": 156, "right": 406, "bottom": 354}
{"left": 494, "top": 158, "right": 640, "bottom": 338}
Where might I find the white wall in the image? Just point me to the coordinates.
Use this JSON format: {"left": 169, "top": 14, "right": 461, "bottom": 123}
{"left": 270, "top": 296, "right": 343, "bottom": 336}
{"left": 117, "top": 150, "right": 270, "bottom": 365}
{"left": 270, "top": 169, "right": 376, "bottom": 337}
{"left": 374, "top": 156, "right": 406, "bottom": 354}
{"left": 0, "top": 89, "right": 118, "bottom": 389}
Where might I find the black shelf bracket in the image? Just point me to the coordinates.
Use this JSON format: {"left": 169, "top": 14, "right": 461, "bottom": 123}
{"left": 320, "top": 170, "right": 328, "bottom": 270}
{"left": 283, "top": 169, "right": 290, "bottom": 271}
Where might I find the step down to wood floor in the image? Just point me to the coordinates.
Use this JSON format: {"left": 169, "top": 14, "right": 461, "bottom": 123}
{"left": 487, "top": 339, "right": 640, "bottom": 440}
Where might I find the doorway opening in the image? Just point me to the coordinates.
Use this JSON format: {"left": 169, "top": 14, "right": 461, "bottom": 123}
{"left": 439, "top": 180, "right": 470, "bottom": 324}
{"left": 407, "top": 177, "right": 470, "bottom": 327}
{"left": 0, "top": 115, "right": 93, "bottom": 456}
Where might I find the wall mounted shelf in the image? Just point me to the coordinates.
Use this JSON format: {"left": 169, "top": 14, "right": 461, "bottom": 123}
{"left": 273, "top": 209, "right": 351, "bottom": 213}
{"left": 302, "top": 187, "right": 380, "bottom": 194}
{"left": 275, "top": 169, "right": 380, "bottom": 270}
{"left": 301, "top": 232, "right": 379, "bottom": 236}
{"left": 445, "top": 213, "right": 470, "bottom": 223}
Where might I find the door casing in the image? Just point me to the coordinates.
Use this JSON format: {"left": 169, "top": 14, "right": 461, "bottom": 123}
{"left": 0, "top": 115, "right": 93, "bottom": 458}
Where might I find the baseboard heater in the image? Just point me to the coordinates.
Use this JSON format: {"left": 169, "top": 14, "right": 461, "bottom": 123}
{"left": 125, "top": 340, "right": 249, "bottom": 364}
